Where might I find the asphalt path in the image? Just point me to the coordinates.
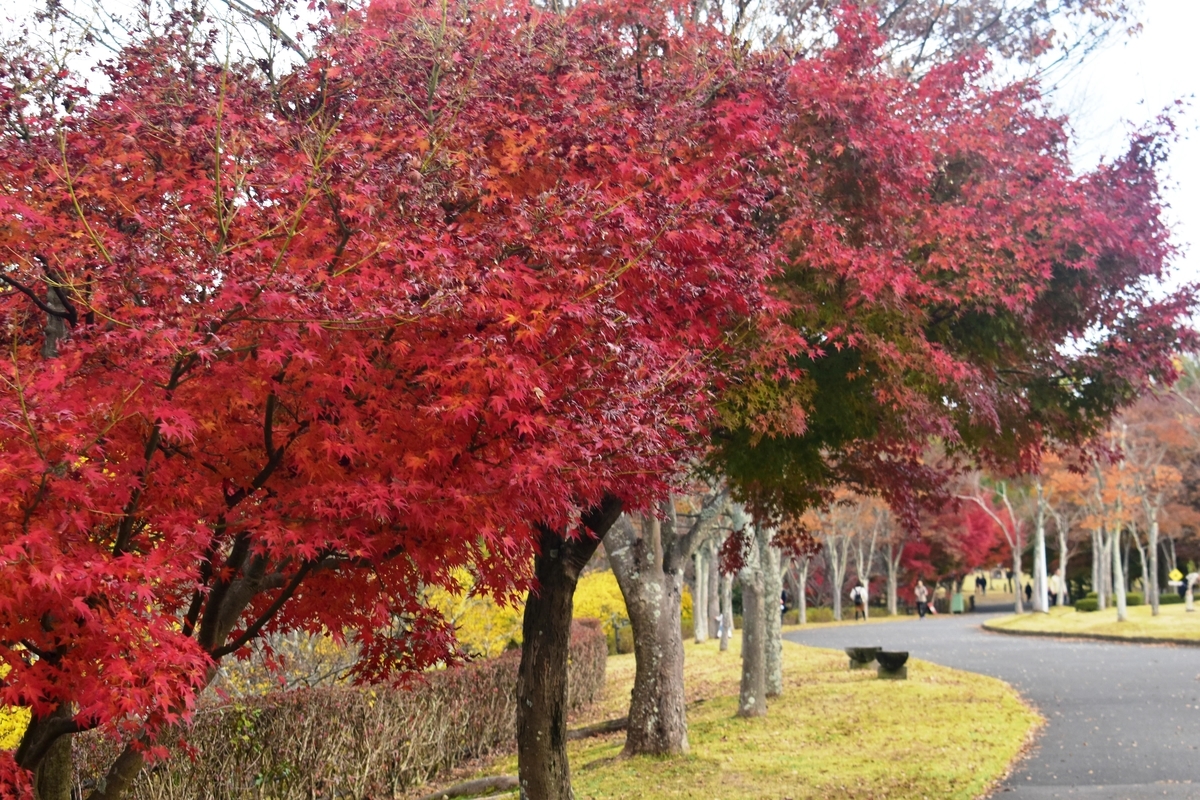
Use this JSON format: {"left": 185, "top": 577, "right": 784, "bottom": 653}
{"left": 783, "top": 610, "right": 1200, "bottom": 799}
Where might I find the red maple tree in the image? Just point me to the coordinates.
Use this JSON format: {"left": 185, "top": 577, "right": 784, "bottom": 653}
{"left": 0, "top": 1, "right": 780, "bottom": 794}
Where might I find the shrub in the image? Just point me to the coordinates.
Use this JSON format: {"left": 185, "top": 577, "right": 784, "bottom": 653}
{"left": 75, "top": 620, "right": 607, "bottom": 800}
{"left": 805, "top": 607, "right": 836, "bottom": 624}
{"left": 1159, "top": 593, "right": 1184, "bottom": 605}
{"left": 574, "top": 571, "right": 629, "bottom": 652}
{"left": 1126, "top": 593, "right": 1144, "bottom": 606}
{"left": 426, "top": 570, "right": 525, "bottom": 659}
{"left": 1074, "top": 598, "right": 1099, "bottom": 612}
{"left": 0, "top": 706, "right": 28, "bottom": 750}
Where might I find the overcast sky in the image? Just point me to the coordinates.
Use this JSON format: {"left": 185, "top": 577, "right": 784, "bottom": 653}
{"left": 1048, "top": 0, "right": 1200, "bottom": 290}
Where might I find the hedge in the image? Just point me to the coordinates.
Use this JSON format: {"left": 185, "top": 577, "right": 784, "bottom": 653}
{"left": 74, "top": 619, "right": 607, "bottom": 800}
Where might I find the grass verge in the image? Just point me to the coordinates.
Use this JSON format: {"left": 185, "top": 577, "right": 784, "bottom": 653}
{"left": 440, "top": 631, "right": 1038, "bottom": 800}
{"left": 985, "top": 603, "right": 1200, "bottom": 643}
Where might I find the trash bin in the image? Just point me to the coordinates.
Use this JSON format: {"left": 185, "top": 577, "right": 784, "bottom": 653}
{"left": 951, "top": 592, "right": 964, "bottom": 614}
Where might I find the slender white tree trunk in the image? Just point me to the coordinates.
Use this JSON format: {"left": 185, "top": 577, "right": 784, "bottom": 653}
{"left": 885, "top": 543, "right": 903, "bottom": 616}
{"left": 1055, "top": 519, "right": 1069, "bottom": 607}
{"left": 826, "top": 536, "right": 849, "bottom": 621}
{"left": 707, "top": 539, "right": 721, "bottom": 637}
{"left": 796, "top": 556, "right": 810, "bottom": 624}
{"left": 1111, "top": 525, "right": 1128, "bottom": 622}
{"left": 1032, "top": 481, "right": 1049, "bottom": 613}
{"left": 1093, "top": 529, "right": 1106, "bottom": 610}
{"left": 719, "top": 572, "right": 733, "bottom": 651}
{"left": 1147, "top": 512, "right": 1160, "bottom": 615}
{"left": 693, "top": 549, "right": 708, "bottom": 643}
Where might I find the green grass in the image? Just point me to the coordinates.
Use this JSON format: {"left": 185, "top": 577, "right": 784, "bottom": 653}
{"left": 455, "top": 627, "right": 1038, "bottom": 800}
{"left": 987, "top": 602, "right": 1200, "bottom": 642}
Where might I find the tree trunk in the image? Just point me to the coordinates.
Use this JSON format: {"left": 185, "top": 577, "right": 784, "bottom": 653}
{"left": 1162, "top": 536, "right": 1177, "bottom": 576}
{"left": 826, "top": 536, "right": 849, "bottom": 621}
{"left": 16, "top": 705, "right": 74, "bottom": 800}
{"left": 1093, "top": 529, "right": 1106, "bottom": 610}
{"left": 517, "top": 497, "right": 622, "bottom": 800}
{"left": 1111, "top": 525, "right": 1128, "bottom": 622}
{"left": 736, "top": 510, "right": 767, "bottom": 718}
{"left": 607, "top": 514, "right": 689, "bottom": 757}
{"left": 1056, "top": 522, "right": 1069, "bottom": 607}
{"left": 796, "top": 556, "right": 811, "bottom": 624}
{"left": 719, "top": 572, "right": 733, "bottom": 651}
{"left": 1012, "top": 546, "right": 1024, "bottom": 615}
{"left": 760, "top": 527, "right": 783, "bottom": 698}
{"left": 1148, "top": 514, "right": 1160, "bottom": 615}
{"left": 885, "top": 543, "right": 902, "bottom": 616}
{"left": 1032, "top": 484, "right": 1049, "bottom": 613}
{"left": 693, "top": 548, "right": 708, "bottom": 644}
{"left": 707, "top": 540, "right": 721, "bottom": 639}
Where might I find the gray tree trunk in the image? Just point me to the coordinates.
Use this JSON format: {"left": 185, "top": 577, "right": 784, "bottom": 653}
{"left": 719, "top": 571, "right": 733, "bottom": 651}
{"left": 795, "top": 556, "right": 810, "bottom": 624}
{"left": 607, "top": 513, "right": 689, "bottom": 756}
{"left": 693, "top": 548, "right": 708, "bottom": 644}
{"left": 1032, "top": 481, "right": 1049, "bottom": 613}
{"left": 606, "top": 492, "right": 726, "bottom": 756}
{"left": 736, "top": 508, "right": 767, "bottom": 717}
{"left": 707, "top": 539, "right": 721, "bottom": 638}
{"left": 825, "top": 535, "right": 850, "bottom": 621}
{"left": 885, "top": 543, "right": 903, "bottom": 616}
{"left": 1143, "top": 498, "right": 1161, "bottom": 615}
{"left": 1055, "top": 517, "right": 1070, "bottom": 607}
{"left": 1112, "top": 525, "right": 1128, "bottom": 622}
{"left": 760, "top": 528, "right": 783, "bottom": 698}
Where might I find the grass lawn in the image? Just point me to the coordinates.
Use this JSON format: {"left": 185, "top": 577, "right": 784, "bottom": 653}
{"left": 446, "top": 626, "right": 1038, "bottom": 800}
{"left": 986, "top": 602, "right": 1200, "bottom": 642}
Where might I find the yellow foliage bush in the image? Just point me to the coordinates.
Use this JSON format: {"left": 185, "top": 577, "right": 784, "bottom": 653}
{"left": 573, "top": 571, "right": 628, "bottom": 640}
{"left": 0, "top": 706, "right": 29, "bottom": 750}
{"left": 426, "top": 572, "right": 524, "bottom": 659}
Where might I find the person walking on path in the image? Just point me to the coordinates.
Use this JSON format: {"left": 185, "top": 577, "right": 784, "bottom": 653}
{"left": 850, "top": 584, "right": 868, "bottom": 621}
{"left": 915, "top": 580, "right": 929, "bottom": 619}
{"left": 1024, "top": 582, "right": 1033, "bottom": 605}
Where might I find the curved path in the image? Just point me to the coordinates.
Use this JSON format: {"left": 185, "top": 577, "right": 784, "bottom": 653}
{"left": 784, "top": 612, "right": 1200, "bottom": 799}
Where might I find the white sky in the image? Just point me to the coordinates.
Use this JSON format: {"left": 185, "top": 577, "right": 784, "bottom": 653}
{"left": 1047, "top": 0, "right": 1200, "bottom": 291}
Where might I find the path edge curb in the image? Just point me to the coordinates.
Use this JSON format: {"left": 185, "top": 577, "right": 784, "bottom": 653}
{"left": 981, "top": 620, "right": 1200, "bottom": 647}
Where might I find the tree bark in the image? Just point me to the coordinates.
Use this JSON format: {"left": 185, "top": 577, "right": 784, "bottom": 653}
{"left": 735, "top": 508, "right": 767, "bottom": 718}
{"left": 885, "top": 543, "right": 902, "bottom": 616}
{"left": 760, "top": 527, "right": 783, "bottom": 698}
{"left": 706, "top": 539, "right": 720, "bottom": 639}
{"left": 1032, "top": 481, "right": 1049, "bottom": 613}
{"left": 693, "top": 548, "right": 708, "bottom": 644}
{"left": 825, "top": 534, "right": 850, "bottom": 621}
{"left": 1111, "top": 524, "right": 1128, "bottom": 622}
{"left": 606, "top": 513, "right": 689, "bottom": 757}
{"left": 719, "top": 571, "right": 733, "bottom": 651}
{"left": 1148, "top": 514, "right": 1160, "bottom": 615}
{"left": 796, "top": 556, "right": 810, "bottom": 624}
{"left": 517, "top": 496, "right": 622, "bottom": 800}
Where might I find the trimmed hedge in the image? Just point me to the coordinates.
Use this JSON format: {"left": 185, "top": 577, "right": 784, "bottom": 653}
{"left": 75, "top": 619, "right": 607, "bottom": 800}
{"left": 1159, "top": 593, "right": 1185, "bottom": 605}
{"left": 1076, "top": 593, "right": 1145, "bottom": 612}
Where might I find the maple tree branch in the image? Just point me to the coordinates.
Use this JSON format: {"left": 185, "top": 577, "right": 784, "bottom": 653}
{"left": 224, "top": 0, "right": 311, "bottom": 62}
{"left": 210, "top": 558, "right": 317, "bottom": 658}
{"left": 14, "top": 714, "right": 88, "bottom": 771}
{"left": 0, "top": 275, "right": 74, "bottom": 322}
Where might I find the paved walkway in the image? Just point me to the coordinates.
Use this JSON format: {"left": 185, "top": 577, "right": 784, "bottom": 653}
{"left": 784, "top": 612, "right": 1200, "bottom": 799}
